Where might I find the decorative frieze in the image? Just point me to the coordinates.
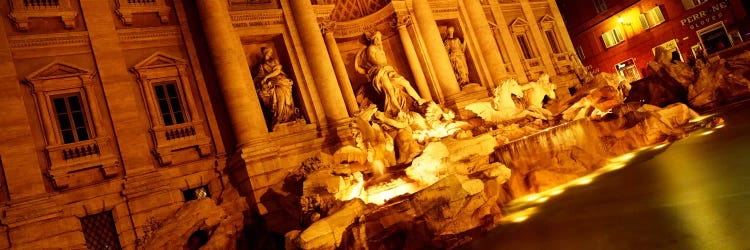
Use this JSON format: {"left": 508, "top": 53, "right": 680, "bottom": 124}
{"left": 8, "top": 32, "right": 89, "bottom": 50}
{"left": 230, "top": 9, "right": 284, "bottom": 28}
{"left": 117, "top": 26, "right": 181, "bottom": 43}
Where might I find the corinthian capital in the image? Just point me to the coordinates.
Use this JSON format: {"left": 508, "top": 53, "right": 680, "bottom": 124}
{"left": 389, "top": 14, "right": 412, "bottom": 29}
{"left": 319, "top": 20, "right": 336, "bottom": 34}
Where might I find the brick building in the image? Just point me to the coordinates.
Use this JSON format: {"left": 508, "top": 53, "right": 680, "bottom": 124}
{"left": 558, "top": 0, "right": 749, "bottom": 80}
{"left": 0, "top": 0, "right": 580, "bottom": 248}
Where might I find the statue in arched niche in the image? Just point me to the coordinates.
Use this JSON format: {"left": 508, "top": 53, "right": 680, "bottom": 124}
{"left": 355, "top": 31, "right": 427, "bottom": 118}
{"left": 443, "top": 26, "right": 470, "bottom": 88}
{"left": 253, "top": 47, "right": 300, "bottom": 129}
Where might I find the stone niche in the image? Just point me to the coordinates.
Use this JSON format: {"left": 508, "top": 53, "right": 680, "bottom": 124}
{"left": 436, "top": 19, "right": 482, "bottom": 87}
{"left": 242, "top": 34, "right": 310, "bottom": 131}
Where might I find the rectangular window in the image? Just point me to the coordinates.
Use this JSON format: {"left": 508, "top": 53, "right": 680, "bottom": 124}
{"left": 80, "top": 211, "right": 122, "bottom": 250}
{"left": 52, "top": 93, "right": 90, "bottom": 144}
{"left": 640, "top": 6, "right": 665, "bottom": 30}
{"left": 516, "top": 34, "right": 534, "bottom": 59}
{"left": 545, "top": 30, "right": 561, "bottom": 53}
{"left": 602, "top": 27, "right": 625, "bottom": 48}
{"left": 594, "top": 0, "right": 607, "bottom": 13}
{"left": 154, "top": 81, "right": 186, "bottom": 126}
{"left": 576, "top": 45, "right": 585, "bottom": 60}
{"left": 681, "top": 0, "right": 708, "bottom": 10}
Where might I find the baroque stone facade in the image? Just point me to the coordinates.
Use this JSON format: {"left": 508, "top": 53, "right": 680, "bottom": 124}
{"left": 0, "top": 0, "right": 578, "bottom": 248}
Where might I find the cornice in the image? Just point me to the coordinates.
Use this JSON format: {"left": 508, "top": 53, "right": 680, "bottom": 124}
{"left": 8, "top": 32, "right": 89, "bottom": 50}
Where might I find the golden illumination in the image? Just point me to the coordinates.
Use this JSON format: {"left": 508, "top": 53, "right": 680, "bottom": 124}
{"left": 701, "top": 130, "right": 715, "bottom": 136}
{"left": 690, "top": 114, "right": 716, "bottom": 123}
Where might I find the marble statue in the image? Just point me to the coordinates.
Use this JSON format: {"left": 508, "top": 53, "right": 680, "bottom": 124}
{"left": 443, "top": 26, "right": 470, "bottom": 88}
{"left": 355, "top": 31, "right": 427, "bottom": 118}
{"left": 522, "top": 74, "right": 556, "bottom": 118}
{"left": 254, "top": 47, "right": 300, "bottom": 128}
{"left": 465, "top": 79, "right": 547, "bottom": 124}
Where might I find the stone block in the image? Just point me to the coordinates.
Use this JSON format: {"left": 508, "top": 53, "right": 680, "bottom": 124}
{"left": 9, "top": 216, "right": 80, "bottom": 244}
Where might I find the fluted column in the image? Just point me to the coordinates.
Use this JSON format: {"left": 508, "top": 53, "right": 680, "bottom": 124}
{"left": 320, "top": 21, "right": 359, "bottom": 115}
{"left": 410, "top": 0, "right": 461, "bottom": 98}
{"left": 196, "top": 0, "right": 267, "bottom": 146}
{"left": 289, "top": 0, "right": 349, "bottom": 123}
{"left": 488, "top": 0, "right": 528, "bottom": 83}
{"left": 393, "top": 15, "right": 433, "bottom": 101}
{"left": 461, "top": 0, "right": 507, "bottom": 85}
{"left": 520, "top": 0, "right": 556, "bottom": 75}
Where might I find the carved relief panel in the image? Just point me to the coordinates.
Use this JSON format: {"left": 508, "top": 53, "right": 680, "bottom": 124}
{"left": 131, "top": 52, "right": 212, "bottom": 166}
{"left": 24, "top": 62, "right": 119, "bottom": 189}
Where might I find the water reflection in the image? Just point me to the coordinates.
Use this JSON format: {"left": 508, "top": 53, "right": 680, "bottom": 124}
{"left": 464, "top": 101, "right": 750, "bottom": 249}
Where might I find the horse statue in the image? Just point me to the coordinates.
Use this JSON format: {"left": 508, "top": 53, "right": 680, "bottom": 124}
{"left": 465, "top": 78, "right": 547, "bottom": 124}
{"left": 522, "top": 74, "right": 556, "bottom": 117}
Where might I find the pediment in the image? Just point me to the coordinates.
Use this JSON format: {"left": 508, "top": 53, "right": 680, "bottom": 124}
{"left": 27, "top": 61, "right": 93, "bottom": 81}
{"left": 539, "top": 14, "right": 555, "bottom": 23}
{"left": 510, "top": 18, "right": 529, "bottom": 28}
{"left": 133, "top": 52, "right": 186, "bottom": 70}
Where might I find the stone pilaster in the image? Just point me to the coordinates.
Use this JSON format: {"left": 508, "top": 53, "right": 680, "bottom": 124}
{"left": 461, "top": 0, "right": 507, "bottom": 86}
{"left": 392, "top": 15, "right": 433, "bottom": 101}
{"left": 0, "top": 18, "right": 46, "bottom": 200}
{"left": 320, "top": 21, "right": 359, "bottom": 115}
{"left": 196, "top": 0, "right": 268, "bottom": 146}
{"left": 520, "top": 0, "right": 556, "bottom": 76}
{"left": 410, "top": 0, "right": 461, "bottom": 101}
{"left": 80, "top": 0, "right": 154, "bottom": 175}
{"left": 488, "top": 0, "right": 529, "bottom": 83}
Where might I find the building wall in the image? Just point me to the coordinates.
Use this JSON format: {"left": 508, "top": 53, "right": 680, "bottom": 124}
{"left": 0, "top": 0, "right": 579, "bottom": 248}
{"left": 562, "top": 0, "right": 748, "bottom": 77}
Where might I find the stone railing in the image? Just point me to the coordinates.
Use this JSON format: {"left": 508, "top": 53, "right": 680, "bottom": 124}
{"left": 150, "top": 120, "right": 212, "bottom": 166}
{"left": 115, "top": 0, "right": 170, "bottom": 25}
{"left": 523, "top": 57, "right": 545, "bottom": 80}
{"left": 45, "top": 136, "right": 119, "bottom": 189}
{"left": 551, "top": 52, "right": 573, "bottom": 73}
{"left": 8, "top": 0, "right": 77, "bottom": 30}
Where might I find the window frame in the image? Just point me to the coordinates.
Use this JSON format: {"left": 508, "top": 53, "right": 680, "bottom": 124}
{"left": 24, "top": 61, "right": 118, "bottom": 189}
{"left": 51, "top": 91, "right": 93, "bottom": 144}
{"left": 131, "top": 52, "right": 212, "bottom": 166}
{"left": 602, "top": 26, "right": 626, "bottom": 48}
{"left": 640, "top": 6, "right": 666, "bottom": 30}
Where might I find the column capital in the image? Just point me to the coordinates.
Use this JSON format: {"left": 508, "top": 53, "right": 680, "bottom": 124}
{"left": 389, "top": 15, "right": 412, "bottom": 29}
{"left": 319, "top": 20, "right": 336, "bottom": 34}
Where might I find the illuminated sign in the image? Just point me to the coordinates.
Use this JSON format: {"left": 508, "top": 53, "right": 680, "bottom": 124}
{"left": 615, "top": 58, "right": 636, "bottom": 70}
{"left": 680, "top": 0, "right": 730, "bottom": 30}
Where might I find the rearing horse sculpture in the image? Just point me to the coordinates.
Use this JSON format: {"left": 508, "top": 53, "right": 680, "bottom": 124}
{"left": 522, "top": 74, "right": 556, "bottom": 117}
{"left": 465, "top": 78, "right": 547, "bottom": 124}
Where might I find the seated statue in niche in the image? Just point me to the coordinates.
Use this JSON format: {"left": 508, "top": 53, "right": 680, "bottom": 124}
{"left": 355, "top": 31, "right": 427, "bottom": 118}
{"left": 443, "top": 26, "right": 470, "bottom": 88}
{"left": 253, "top": 47, "right": 300, "bottom": 129}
